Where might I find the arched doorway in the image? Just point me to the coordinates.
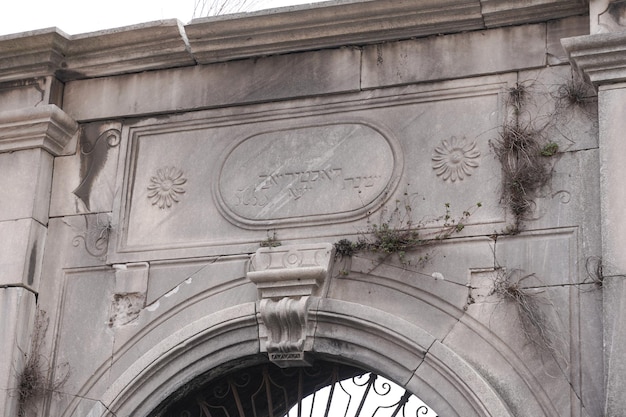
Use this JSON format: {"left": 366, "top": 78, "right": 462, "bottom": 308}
{"left": 148, "top": 359, "right": 438, "bottom": 417}
{"left": 87, "top": 298, "right": 514, "bottom": 417}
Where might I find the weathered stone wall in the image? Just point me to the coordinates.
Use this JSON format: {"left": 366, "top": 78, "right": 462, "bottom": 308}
{"left": 3, "top": 1, "right": 625, "bottom": 416}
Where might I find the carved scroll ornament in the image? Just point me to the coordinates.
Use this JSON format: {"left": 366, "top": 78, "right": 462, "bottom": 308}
{"left": 247, "top": 243, "right": 334, "bottom": 367}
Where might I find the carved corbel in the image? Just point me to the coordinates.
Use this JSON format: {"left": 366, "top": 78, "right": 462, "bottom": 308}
{"left": 247, "top": 243, "right": 334, "bottom": 367}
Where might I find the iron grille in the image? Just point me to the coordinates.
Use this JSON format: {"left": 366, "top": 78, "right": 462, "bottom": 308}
{"left": 154, "top": 361, "right": 438, "bottom": 417}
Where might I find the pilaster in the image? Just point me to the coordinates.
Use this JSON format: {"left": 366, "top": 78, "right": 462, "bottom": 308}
{"left": 0, "top": 101, "right": 77, "bottom": 415}
{"left": 564, "top": 21, "right": 626, "bottom": 417}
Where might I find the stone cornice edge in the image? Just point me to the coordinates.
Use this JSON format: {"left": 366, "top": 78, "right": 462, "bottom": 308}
{"left": 185, "top": 0, "right": 485, "bottom": 64}
{"left": 0, "top": 104, "right": 78, "bottom": 155}
{"left": 562, "top": 31, "right": 626, "bottom": 85}
{"left": 0, "top": 20, "right": 194, "bottom": 83}
{"left": 0, "top": 0, "right": 590, "bottom": 81}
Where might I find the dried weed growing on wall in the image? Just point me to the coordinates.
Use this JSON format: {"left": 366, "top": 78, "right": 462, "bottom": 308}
{"left": 490, "top": 270, "right": 567, "bottom": 364}
{"left": 16, "top": 310, "right": 69, "bottom": 417}
{"left": 492, "top": 82, "right": 561, "bottom": 233}
{"left": 335, "top": 199, "right": 481, "bottom": 266}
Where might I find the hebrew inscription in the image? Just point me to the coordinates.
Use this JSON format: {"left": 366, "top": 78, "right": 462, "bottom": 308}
{"left": 216, "top": 123, "right": 400, "bottom": 228}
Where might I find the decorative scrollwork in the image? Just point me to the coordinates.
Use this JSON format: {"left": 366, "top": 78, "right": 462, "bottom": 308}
{"left": 152, "top": 362, "right": 438, "bottom": 417}
{"left": 71, "top": 213, "right": 112, "bottom": 259}
{"left": 80, "top": 128, "right": 121, "bottom": 154}
{"left": 73, "top": 126, "right": 122, "bottom": 210}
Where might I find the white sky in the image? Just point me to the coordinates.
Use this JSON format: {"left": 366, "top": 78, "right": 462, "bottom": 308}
{"left": 0, "top": 0, "right": 327, "bottom": 36}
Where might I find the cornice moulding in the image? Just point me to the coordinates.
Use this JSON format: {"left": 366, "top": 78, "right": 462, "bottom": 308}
{"left": 481, "top": 0, "right": 589, "bottom": 27}
{"left": 58, "top": 20, "right": 195, "bottom": 81}
{"left": 562, "top": 32, "right": 626, "bottom": 85}
{"left": 0, "top": 21, "right": 194, "bottom": 82}
{"left": 0, "top": 104, "right": 78, "bottom": 155}
{"left": 186, "top": 0, "right": 485, "bottom": 64}
{"left": 0, "top": 29, "right": 68, "bottom": 83}
{"left": 0, "top": 0, "right": 591, "bottom": 81}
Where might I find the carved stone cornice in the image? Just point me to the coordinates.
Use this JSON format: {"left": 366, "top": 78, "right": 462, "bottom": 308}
{"left": 186, "top": 0, "right": 484, "bottom": 64}
{"left": 0, "top": 104, "right": 78, "bottom": 155}
{"left": 562, "top": 32, "right": 626, "bottom": 85}
{"left": 0, "top": 28, "right": 68, "bottom": 83}
{"left": 1, "top": 1, "right": 590, "bottom": 81}
{"left": 0, "top": 21, "right": 194, "bottom": 82}
{"left": 58, "top": 20, "right": 195, "bottom": 81}
{"left": 248, "top": 243, "right": 334, "bottom": 367}
{"left": 186, "top": 0, "right": 589, "bottom": 64}
{"left": 480, "top": 0, "right": 589, "bottom": 27}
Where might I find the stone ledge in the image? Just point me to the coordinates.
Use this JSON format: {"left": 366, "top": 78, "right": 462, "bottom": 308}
{"left": 0, "top": 0, "right": 590, "bottom": 82}
{"left": 58, "top": 20, "right": 195, "bottom": 81}
{"left": 0, "top": 28, "right": 67, "bottom": 83}
{"left": 481, "top": 0, "right": 588, "bottom": 27}
{"left": 563, "top": 32, "right": 626, "bottom": 85}
{"left": 0, "top": 21, "right": 194, "bottom": 83}
{"left": 0, "top": 104, "right": 78, "bottom": 155}
{"left": 186, "top": 0, "right": 484, "bottom": 64}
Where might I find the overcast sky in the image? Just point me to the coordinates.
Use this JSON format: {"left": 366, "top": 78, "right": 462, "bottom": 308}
{"left": 0, "top": 0, "right": 327, "bottom": 36}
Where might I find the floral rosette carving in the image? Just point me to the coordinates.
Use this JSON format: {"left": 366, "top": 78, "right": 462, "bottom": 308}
{"left": 147, "top": 166, "right": 187, "bottom": 209}
{"left": 432, "top": 136, "right": 481, "bottom": 182}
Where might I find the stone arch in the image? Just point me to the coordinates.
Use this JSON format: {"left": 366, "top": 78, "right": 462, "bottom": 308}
{"left": 87, "top": 300, "right": 514, "bottom": 417}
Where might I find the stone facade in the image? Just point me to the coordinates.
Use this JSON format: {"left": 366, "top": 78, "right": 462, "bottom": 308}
{"left": 1, "top": 0, "right": 625, "bottom": 416}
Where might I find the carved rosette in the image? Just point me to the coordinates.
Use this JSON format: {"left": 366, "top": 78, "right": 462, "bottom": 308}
{"left": 247, "top": 243, "right": 334, "bottom": 367}
{"left": 432, "top": 136, "right": 480, "bottom": 182}
{"left": 147, "top": 166, "right": 187, "bottom": 209}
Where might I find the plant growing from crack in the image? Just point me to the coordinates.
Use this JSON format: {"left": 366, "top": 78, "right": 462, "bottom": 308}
{"left": 16, "top": 310, "right": 69, "bottom": 417}
{"left": 553, "top": 74, "right": 596, "bottom": 116}
{"left": 259, "top": 231, "right": 281, "bottom": 248}
{"left": 492, "top": 80, "right": 562, "bottom": 233}
{"left": 490, "top": 269, "right": 567, "bottom": 364}
{"left": 335, "top": 201, "right": 481, "bottom": 266}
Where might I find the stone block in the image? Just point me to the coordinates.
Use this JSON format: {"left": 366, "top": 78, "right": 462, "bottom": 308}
{"left": 110, "top": 261, "right": 257, "bottom": 362}
{"left": 51, "top": 268, "right": 116, "bottom": 405}
{"left": 312, "top": 298, "right": 435, "bottom": 387}
{"left": 0, "top": 77, "right": 63, "bottom": 113}
{"left": 333, "top": 237, "right": 495, "bottom": 341}
{"left": 603, "top": 275, "right": 626, "bottom": 416}
{"left": 408, "top": 341, "right": 513, "bottom": 417}
{"left": 598, "top": 84, "right": 626, "bottom": 274}
{"left": 547, "top": 15, "right": 590, "bottom": 65}
{"left": 0, "top": 287, "right": 36, "bottom": 417}
{"left": 578, "top": 288, "right": 604, "bottom": 416}
{"left": 63, "top": 48, "right": 361, "bottom": 121}
{"left": 362, "top": 24, "right": 546, "bottom": 89}
{"left": 57, "top": 213, "right": 115, "bottom": 268}
{"left": 517, "top": 66, "right": 598, "bottom": 154}
{"left": 444, "top": 308, "right": 570, "bottom": 416}
{"left": 0, "top": 219, "right": 46, "bottom": 289}
{"left": 0, "top": 148, "right": 53, "bottom": 224}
